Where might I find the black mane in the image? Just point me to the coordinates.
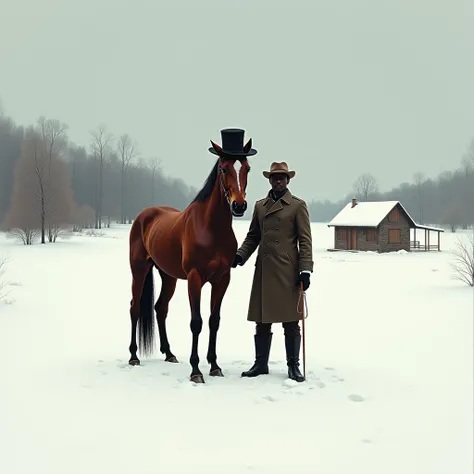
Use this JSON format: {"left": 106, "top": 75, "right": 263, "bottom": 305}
{"left": 190, "top": 159, "right": 220, "bottom": 204}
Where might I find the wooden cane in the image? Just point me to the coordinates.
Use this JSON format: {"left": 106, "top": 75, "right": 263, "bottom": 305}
{"left": 300, "top": 281, "right": 306, "bottom": 379}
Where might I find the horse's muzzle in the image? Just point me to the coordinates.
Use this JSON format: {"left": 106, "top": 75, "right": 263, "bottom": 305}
{"left": 231, "top": 200, "right": 247, "bottom": 217}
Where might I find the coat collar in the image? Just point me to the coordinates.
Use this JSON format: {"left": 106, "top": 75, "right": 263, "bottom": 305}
{"left": 263, "top": 188, "right": 293, "bottom": 206}
{"left": 263, "top": 189, "right": 293, "bottom": 216}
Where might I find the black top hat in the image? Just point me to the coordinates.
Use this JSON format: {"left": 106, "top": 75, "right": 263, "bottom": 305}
{"left": 209, "top": 128, "right": 257, "bottom": 157}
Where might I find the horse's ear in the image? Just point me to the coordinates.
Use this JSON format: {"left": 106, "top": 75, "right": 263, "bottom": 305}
{"left": 243, "top": 138, "right": 253, "bottom": 154}
{"left": 210, "top": 140, "right": 222, "bottom": 155}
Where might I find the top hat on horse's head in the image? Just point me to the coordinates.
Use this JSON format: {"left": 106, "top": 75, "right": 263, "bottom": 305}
{"left": 209, "top": 128, "right": 258, "bottom": 157}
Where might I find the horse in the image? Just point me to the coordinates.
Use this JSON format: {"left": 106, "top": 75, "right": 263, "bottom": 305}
{"left": 127, "top": 135, "right": 255, "bottom": 383}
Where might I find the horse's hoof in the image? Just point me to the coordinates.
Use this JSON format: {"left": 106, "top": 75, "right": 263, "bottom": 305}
{"left": 129, "top": 359, "right": 140, "bottom": 366}
{"left": 166, "top": 356, "right": 179, "bottom": 363}
{"left": 190, "top": 374, "right": 205, "bottom": 384}
{"left": 210, "top": 368, "right": 224, "bottom": 377}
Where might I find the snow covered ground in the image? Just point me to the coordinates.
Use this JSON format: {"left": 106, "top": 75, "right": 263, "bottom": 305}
{"left": 1, "top": 221, "right": 472, "bottom": 474}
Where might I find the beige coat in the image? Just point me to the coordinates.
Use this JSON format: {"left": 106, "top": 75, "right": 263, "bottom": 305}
{"left": 236, "top": 190, "right": 313, "bottom": 324}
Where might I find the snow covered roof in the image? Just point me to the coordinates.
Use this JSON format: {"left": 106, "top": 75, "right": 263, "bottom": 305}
{"left": 327, "top": 200, "right": 444, "bottom": 232}
{"left": 328, "top": 200, "right": 401, "bottom": 227}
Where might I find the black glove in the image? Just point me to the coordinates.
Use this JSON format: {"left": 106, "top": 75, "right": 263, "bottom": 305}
{"left": 232, "top": 254, "right": 243, "bottom": 268}
{"left": 297, "top": 272, "right": 310, "bottom": 291}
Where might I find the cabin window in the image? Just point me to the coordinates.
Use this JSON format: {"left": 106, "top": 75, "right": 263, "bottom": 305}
{"left": 389, "top": 208, "right": 400, "bottom": 222}
{"left": 366, "top": 229, "right": 377, "bottom": 242}
{"left": 336, "top": 228, "right": 347, "bottom": 241}
{"left": 388, "top": 228, "right": 401, "bottom": 243}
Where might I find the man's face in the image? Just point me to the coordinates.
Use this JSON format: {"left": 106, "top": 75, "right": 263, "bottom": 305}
{"left": 269, "top": 173, "right": 289, "bottom": 193}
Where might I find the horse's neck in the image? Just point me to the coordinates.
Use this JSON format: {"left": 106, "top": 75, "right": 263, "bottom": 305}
{"left": 202, "top": 178, "right": 233, "bottom": 234}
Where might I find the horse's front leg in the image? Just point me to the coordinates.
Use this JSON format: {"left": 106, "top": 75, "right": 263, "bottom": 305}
{"left": 187, "top": 269, "right": 204, "bottom": 383}
{"left": 207, "top": 271, "right": 230, "bottom": 377}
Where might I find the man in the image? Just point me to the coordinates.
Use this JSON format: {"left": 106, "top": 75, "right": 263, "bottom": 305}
{"left": 233, "top": 161, "right": 313, "bottom": 382}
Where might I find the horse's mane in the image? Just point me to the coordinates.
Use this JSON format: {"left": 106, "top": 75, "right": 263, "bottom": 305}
{"left": 190, "top": 159, "right": 220, "bottom": 204}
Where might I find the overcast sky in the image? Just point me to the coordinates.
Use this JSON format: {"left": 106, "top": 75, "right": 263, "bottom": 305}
{"left": 1, "top": 0, "right": 473, "bottom": 204}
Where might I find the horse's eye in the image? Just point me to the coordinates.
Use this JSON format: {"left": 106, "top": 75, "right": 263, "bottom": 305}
{"left": 220, "top": 168, "right": 228, "bottom": 174}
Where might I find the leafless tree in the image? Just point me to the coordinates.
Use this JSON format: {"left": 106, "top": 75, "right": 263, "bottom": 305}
{"left": 463, "top": 138, "right": 474, "bottom": 166}
{"left": 148, "top": 156, "right": 162, "bottom": 205}
{"left": 117, "top": 134, "right": 137, "bottom": 224}
{"left": 7, "top": 228, "right": 39, "bottom": 245}
{"left": 0, "top": 254, "right": 10, "bottom": 300}
{"left": 72, "top": 203, "right": 96, "bottom": 232}
{"left": 90, "top": 125, "right": 113, "bottom": 228}
{"left": 413, "top": 171, "right": 425, "bottom": 224}
{"left": 3, "top": 129, "right": 74, "bottom": 244}
{"left": 353, "top": 173, "right": 379, "bottom": 201}
{"left": 36, "top": 117, "right": 69, "bottom": 241}
{"left": 451, "top": 233, "right": 474, "bottom": 287}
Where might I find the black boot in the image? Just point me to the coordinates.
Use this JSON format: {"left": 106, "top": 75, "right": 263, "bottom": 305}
{"left": 241, "top": 333, "right": 272, "bottom": 377}
{"left": 285, "top": 333, "right": 305, "bottom": 382}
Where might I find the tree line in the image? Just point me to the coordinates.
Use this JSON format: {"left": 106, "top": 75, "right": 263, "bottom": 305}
{"left": 0, "top": 113, "right": 196, "bottom": 244}
{"left": 307, "top": 140, "right": 474, "bottom": 231}
{"left": 1, "top": 108, "right": 472, "bottom": 246}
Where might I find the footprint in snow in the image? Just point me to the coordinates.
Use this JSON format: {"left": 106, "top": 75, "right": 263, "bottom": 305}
{"left": 324, "top": 367, "right": 335, "bottom": 371}
{"left": 262, "top": 396, "right": 277, "bottom": 402}
{"left": 348, "top": 394, "right": 365, "bottom": 402}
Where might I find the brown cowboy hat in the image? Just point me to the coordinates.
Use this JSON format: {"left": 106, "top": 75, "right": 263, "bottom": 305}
{"left": 262, "top": 161, "right": 296, "bottom": 179}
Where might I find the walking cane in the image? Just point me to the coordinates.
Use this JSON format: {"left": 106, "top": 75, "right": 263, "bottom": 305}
{"left": 299, "top": 281, "right": 307, "bottom": 379}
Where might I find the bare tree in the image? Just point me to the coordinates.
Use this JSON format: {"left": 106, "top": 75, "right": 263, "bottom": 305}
{"left": 353, "top": 173, "right": 379, "bottom": 201}
{"left": 72, "top": 203, "right": 96, "bottom": 232}
{"left": 451, "top": 233, "right": 474, "bottom": 287}
{"left": 90, "top": 125, "right": 113, "bottom": 228}
{"left": 148, "top": 156, "right": 162, "bottom": 205}
{"left": 413, "top": 171, "right": 425, "bottom": 224}
{"left": 117, "top": 134, "right": 137, "bottom": 224}
{"left": 3, "top": 129, "right": 74, "bottom": 244}
{"left": 36, "top": 116, "right": 69, "bottom": 240}
{"left": 463, "top": 138, "right": 474, "bottom": 166}
{"left": 0, "top": 254, "right": 10, "bottom": 300}
{"left": 7, "top": 228, "right": 39, "bottom": 245}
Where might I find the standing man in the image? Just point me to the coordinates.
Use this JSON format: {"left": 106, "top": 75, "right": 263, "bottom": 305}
{"left": 233, "top": 161, "right": 313, "bottom": 382}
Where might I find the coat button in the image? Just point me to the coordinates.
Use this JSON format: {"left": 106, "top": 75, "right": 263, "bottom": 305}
{"left": 264, "top": 253, "right": 267, "bottom": 257}
{"left": 276, "top": 228, "right": 279, "bottom": 231}
{"left": 277, "top": 217, "right": 280, "bottom": 221}
{"left": 275, "top": 240, "right": 279, "bottom": 244}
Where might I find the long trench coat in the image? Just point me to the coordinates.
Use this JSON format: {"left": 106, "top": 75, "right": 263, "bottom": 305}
{"left": 236, "top": 189, "right": 313, "bottom": 324}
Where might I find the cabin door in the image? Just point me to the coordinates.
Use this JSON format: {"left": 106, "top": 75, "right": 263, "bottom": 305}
{"left": 350, "top": 229, "right": 357, "bottom": 250}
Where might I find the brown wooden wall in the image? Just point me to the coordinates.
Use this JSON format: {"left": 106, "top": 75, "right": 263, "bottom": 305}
{"left": 378, "top": 205, "right": 411, "bottom": 252}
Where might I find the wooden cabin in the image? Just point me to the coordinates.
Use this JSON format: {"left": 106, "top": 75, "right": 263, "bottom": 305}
{"left": 327, "top": 199, "right": 444, "bottom": 253}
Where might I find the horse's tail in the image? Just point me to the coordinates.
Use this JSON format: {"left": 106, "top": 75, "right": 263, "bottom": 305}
{"left": 138, "top": 265, "right": 155, "bottom": 357}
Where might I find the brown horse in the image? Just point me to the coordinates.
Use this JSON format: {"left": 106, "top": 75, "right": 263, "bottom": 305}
{"left": 127, "top": 129, "right": 256, "bottom": 383}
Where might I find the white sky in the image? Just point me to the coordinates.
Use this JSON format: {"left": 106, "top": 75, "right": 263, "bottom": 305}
{"left": 1, "top": 0, "right": 473, "bottom": 203}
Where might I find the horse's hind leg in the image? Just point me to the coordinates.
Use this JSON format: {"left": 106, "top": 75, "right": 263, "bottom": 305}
{"left": 207, "top": 271, "right": 230, "bottom": 377}
{"left": 155, "top": 268, "right": 178, "bottom": 363}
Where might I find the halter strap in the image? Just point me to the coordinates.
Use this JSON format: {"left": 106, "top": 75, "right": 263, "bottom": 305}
{"left": 219, "top": 163, "right": 231, "bottom": 205}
